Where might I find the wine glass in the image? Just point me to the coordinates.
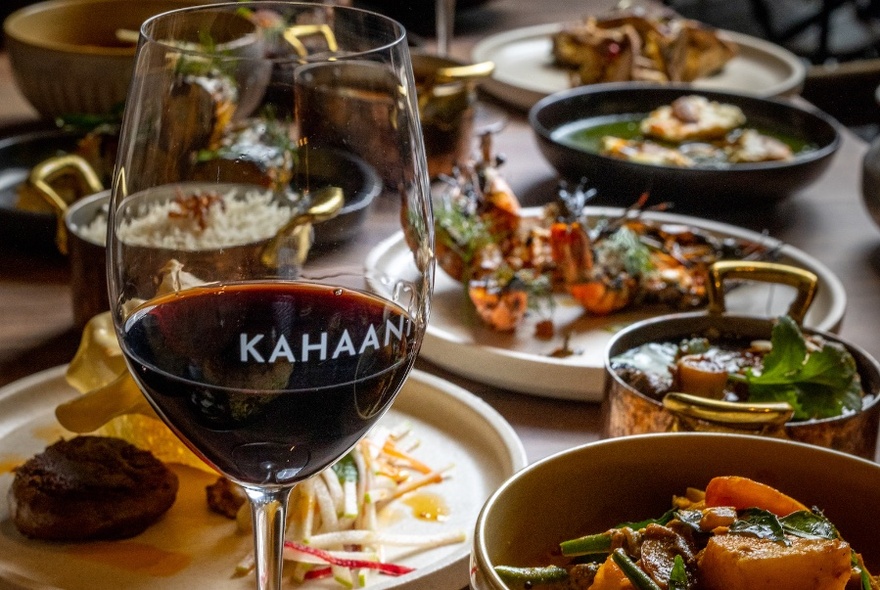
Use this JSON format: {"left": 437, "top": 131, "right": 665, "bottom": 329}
{"left": 435, "top": 0, "right": 455, "bottom": 56}
{"left": 105, "top": 3, "right": 433, "bottom": 590}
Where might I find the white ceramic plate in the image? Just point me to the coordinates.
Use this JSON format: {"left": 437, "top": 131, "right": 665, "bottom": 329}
{"left": 0, "top": 366, "right": 527, "bottom": 590}
{"left": 472, "top": 24, "right": 807, "bottom": 111}
{"left": 367, "top": 207, "right": 846, "bottom": 401}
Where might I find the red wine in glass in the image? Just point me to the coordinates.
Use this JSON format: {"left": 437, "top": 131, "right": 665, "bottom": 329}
{"left": 120, "top": 282, "right": 417, "bottom": 485}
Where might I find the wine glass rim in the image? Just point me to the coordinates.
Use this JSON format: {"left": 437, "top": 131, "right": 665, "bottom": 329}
{"left": 138, "top": 0, "right": 409, "bottom": 61}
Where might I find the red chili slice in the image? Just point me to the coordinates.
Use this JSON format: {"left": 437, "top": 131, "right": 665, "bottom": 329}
{"left": 285, "top": 541, "right": 416, "bottom": 576}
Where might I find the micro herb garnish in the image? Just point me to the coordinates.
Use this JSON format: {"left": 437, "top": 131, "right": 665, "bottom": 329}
{"left": 511, "top": 269, "right": 555, "bottom": 314}
{"left": 434, "top": 201, "right": 494, "bottom": 283}
{"left": 668, "top": 554, "right": 689, "bottom": 590}
{"left": 607, "top": 225, "right": 654, "bottom": 276}
{"left": 728, "top": 315, "right": 864, "bottom": 420}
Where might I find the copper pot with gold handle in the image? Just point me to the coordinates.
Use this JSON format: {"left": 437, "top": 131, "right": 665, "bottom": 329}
{"left": 601, "top": 260, "right": 880, "bottom": 458}
{"left": 25, "top": 153, "right": 356, "bottom": 330}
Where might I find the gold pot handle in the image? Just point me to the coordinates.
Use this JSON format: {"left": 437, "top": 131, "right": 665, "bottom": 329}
{"left": 433, "top": 61, "right": 495, "bottom": 84}
{"left": 706, "top": 260, "right": 819, "bottom": 325}
{"left": 662, "top": 391, "right": 794, "bottom": 436}
{"left": 26, "top": 154, "right": 104, "bottom": 255}
{"left": 283, "top": 24, "right": 337, "bottom": 57}
{"left": 261, "top": 186, "right": 344, "bottom": 269}
{"left": 418, "top": 61, "right": 495, "bottom": 113}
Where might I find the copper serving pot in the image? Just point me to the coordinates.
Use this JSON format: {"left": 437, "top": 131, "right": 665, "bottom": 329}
{"left": 26, "top": 153, "right": 368, "bottom": 329}
{"left": 296, "top": 52, "right": 493, "bottom": 183}
{"left": 601, "top": 260, "right": 880, "bottom": 458}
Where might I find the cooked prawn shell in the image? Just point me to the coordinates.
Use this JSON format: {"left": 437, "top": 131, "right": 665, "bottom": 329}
{"left": 640, "top": 95, "right": 746, "bottom": 142}
{"left": 468, "top": 277, "right": 530, "bottom": 332}
{"left": 478, "top": 166, "right": 521, "bottom": 236}
{"left": 568, "top": 275, "right": 638, "bottom": 315}
{"left": 549, "top": 221, "right": 594, "bottom": 285}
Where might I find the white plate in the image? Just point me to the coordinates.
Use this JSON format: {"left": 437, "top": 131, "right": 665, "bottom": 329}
{"left": 0, "top": 367, "right": 527, "bottom": 590}
{"left": 367, "top": 207, "right": 846, "bottom": 401}
{"left": 472, "top": 24, "right": 807, "bottom": 110}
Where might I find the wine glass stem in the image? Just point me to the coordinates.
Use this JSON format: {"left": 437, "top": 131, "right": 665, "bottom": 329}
{"left": 436, "top": 0, "right": 455, "bottom": 57}
{"left": 244, "top": 485, "right": 294, "bottom": 590}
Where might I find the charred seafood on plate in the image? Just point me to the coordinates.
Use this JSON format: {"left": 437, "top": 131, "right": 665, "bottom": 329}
{"left": 433, "top": 135, "right": 776, "bottom": 336}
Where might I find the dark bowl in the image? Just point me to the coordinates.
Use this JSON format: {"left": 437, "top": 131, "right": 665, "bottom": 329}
{"left": 296, "top": 147, "right": 382, "bottom": 248}
{"left": 0, "top": 124, "right": 84, "bottom": 254}
{"left": 529, "top": 83, "right": 841, "bottom": 212}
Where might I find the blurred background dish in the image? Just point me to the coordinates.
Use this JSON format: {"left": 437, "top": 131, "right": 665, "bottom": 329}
{"left": 0, "top": 123, "right": 86, "bottom": 252}
{"left": 529, "top": 83, "right": 840, "bottom": 212}
{"left": 411, "top": 52, "right": 494, "bottom": 179}
{"left": 471, "top": 432, "right": 880, "bottom": 590}
{"left": 51, "top": 146, "right": 382, "bottom": 328}
{"left": 472, "top": 24, "right": 806, "bottom": 111}
{"left": 2, "top": 0, "right": 248, "bottom": 120}
{"left": 351, "top": 0, "right": 496, "bottom": 36}
{"left": 0, "top": 122, "right": 381, "bottom": 258}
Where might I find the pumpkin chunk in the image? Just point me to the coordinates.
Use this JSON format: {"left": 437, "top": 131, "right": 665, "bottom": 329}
{"left": 697, "top": 534, "right": 852, "bottom": 590}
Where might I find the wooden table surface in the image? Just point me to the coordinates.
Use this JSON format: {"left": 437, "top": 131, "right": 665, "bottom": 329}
{"left": 2, "top": 0, "right": 880, "bottom": 470}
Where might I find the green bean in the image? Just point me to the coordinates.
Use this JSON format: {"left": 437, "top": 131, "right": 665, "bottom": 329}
{"left": 494, "top": 565, "right": 568, "bottom": 585}
{"left": 559, "top": 532, "right": 612, "bottom": 556}
{"left": 611, "top": 548, "right": 662, "bottom": 590}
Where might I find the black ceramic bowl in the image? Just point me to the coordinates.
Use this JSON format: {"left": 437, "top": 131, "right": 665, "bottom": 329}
{"left": 529, "top": 83, "right": 841, "bottom": 212}
{"left": 297, "top": 147, "right": 382, "bottom": 248}
{"left": 0, "top": 124, "right": 85, "bottom": 253}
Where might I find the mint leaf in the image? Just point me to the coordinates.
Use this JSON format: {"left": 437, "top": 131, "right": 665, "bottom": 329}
{"left": 748, "top": 382, "right": 804, "bottom": 416}
{"left": 797, "top": 341, "right": 857, "bottom": 389}
{"left": 745, "top": 316, "right": 806, "bottom": 384}
{"left": 742, "top": 316, "right": 864, "bottom": 420}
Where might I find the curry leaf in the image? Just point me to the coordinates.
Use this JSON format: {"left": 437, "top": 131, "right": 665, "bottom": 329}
{"left": 674, "top": 509, "right": 704, "bottom": 532}
{"left": 728, "top": 508, "right": 789, "bottom": 545}
{"left": 619, "top": 507, "right": 677, "bottom": 530}
{"left": 780, "top": 510, "right": 839, "bottom": 540}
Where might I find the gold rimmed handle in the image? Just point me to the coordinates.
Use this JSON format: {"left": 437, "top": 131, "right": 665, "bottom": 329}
{"left": 261, "top": 186, "right": 344, "bottom": 268}
{"left": 663, "top": 391, "right": 794, "bottom": 435}
{"left": 433, "top": 60, "right": 495, "bottom": 84}
{"left": 706, "top": 260, "right": 819, "bottom": 325}
{"left": 26, "top": 154, "right": 104, "bottom": 255}
{"left": 283, "top": 24, "right": 337, "bottom": 57}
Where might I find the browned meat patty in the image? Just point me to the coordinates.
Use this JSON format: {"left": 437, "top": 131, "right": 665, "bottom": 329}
{"left": 8, "top": 436, "right": 179, "bottom": 541}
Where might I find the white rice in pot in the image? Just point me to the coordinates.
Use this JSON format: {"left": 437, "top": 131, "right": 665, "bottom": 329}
{"left": 75, "top": 189, "right": 297, "bottom": 250}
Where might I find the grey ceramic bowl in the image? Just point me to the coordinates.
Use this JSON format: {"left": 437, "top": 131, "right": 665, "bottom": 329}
{"left": 471, "top": 432, "right": 880, "bottom": 590}
{"left": 529, "top": 83, "right": 841, "bottom": 212}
